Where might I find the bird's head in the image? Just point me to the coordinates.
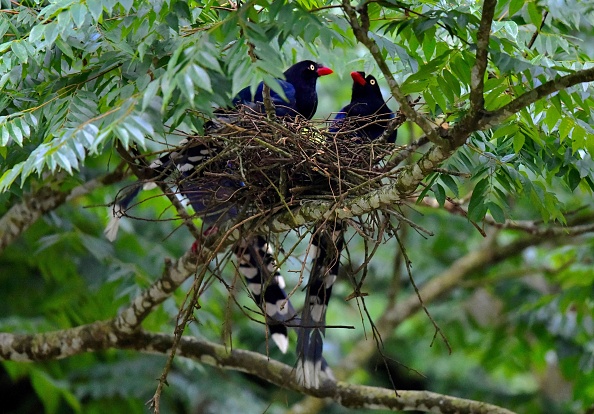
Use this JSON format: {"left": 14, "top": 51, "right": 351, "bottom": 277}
{"left": 284, "top": 60, "right": 333, "bottom": 86}
{"left": 350, "top": 71, "right": 383, "bottom": 101}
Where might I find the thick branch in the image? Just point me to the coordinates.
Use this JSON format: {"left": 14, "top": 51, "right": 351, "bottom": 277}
{"left": 474, "top": 66, "right": 594, "bottom": 132}
{"left": 468, "top": 0, "right": 497, "bottom": 117}
{"left": 0, "top": 328, "right": 515, "bottom": 413}
{"left": 112, "top": 250, "right": 205, "bottom": 332}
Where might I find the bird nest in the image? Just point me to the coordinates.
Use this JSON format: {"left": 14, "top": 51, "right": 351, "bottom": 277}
{"left": 126, "top": 107, "right": 406, "bottom": 232}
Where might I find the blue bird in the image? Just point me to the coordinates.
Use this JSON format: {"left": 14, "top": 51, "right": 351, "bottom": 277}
{"left": 233, "top": 60, "right": 333, "bottom": 119}
{"left": 332, "top": 71, "right": 397, "bottom": 143}
{"left": 296, "top": 71, "right": 398, "bottom": 388}
{"left": 105, "top": 60, "right": 333, "bottom": 355}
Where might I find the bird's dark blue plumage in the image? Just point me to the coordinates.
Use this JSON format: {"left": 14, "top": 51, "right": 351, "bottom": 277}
{"left": 233, "top": 79, "right": 297, "bottom": 117}
{"left": 233, "top": 60, "right": 333, "bottom": 120}
{"left": 332, "top": 71, "right": 397, "bottom": 143}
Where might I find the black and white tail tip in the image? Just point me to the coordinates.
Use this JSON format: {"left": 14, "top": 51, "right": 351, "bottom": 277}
{"left": 296, "top": 225, "right": 344, "bottom": 388}
{"left": 105, "top": 139, "right": 215, "bottom": 241}
{"left": 104, "top": 186, "right": 144, "bottom": 242}
{"left": 234, "top": 236, "right": 296, "bottom": 354}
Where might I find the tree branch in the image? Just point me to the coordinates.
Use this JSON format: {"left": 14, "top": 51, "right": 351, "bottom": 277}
{"left": 527, "top": 11, "right": 549, "bottom": 49}
{"left": 474, "top": 66, "right": 594, "bottom": 132}
{"left": 468, "top": 0, "right": 497, "bottom": 118}
{"left": 0, "top": 328, "right": 515, "bottom": 413}
{"left": 418, "top": 197, "right": 594, "bottom": 237}
{"left": 112, "top": 249, "right": 204, "bottom": 333}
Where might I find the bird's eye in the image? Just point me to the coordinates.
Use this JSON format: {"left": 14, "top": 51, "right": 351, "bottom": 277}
{"left": 370, "top": 79, "right": 376, "bottom": 85}
{"left": 309, "top": 64, "right": 315, "bottom": 71}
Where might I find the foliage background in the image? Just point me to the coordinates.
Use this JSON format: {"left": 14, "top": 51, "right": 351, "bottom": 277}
{"left": 1, "top": 0, "right": 594, "bottom": 413}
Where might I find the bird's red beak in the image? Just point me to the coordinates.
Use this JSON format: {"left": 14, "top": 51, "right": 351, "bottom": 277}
{"left": 317, "top": 66, "right": 334, "bottom": 76}
{"left": 350, "top": 71, "right": 366, "bottom": 86}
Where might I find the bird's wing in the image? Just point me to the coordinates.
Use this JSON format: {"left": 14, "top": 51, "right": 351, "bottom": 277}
{"left": 328, "top": 104, "right": 351, "bottom": 133}
{"left": 233, "top": 80, "right": 297, "bottom": 117}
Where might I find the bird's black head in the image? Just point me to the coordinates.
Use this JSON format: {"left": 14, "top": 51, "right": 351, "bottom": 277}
{"left": 350, "top": 71, "right": 384, "bottom": 103}
{"left": 283, "top": 60, "right": 333, "bottom": 119}
{"left": 344, "top": 71, "right": 397, "bottom": 143}
{"left": 284, "top": 60, "right": 334, "bottom": 85}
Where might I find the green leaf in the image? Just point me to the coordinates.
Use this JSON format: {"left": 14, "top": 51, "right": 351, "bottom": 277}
{"left": 142, "top": 80, "right": 160, "bottom": 111}
{"left": 433, "top": 183, "right": 446, "bottom": 206}
{"left": 544, "top": 105, "right": 560, "bottom": 131}
{"left": 416, "top": 173, "right": 439, "bottom": 203}
{"left": 29, "top": 24, "right": 45, "bottom": 44}
{"left": 8, "top": 121, "right": 23, "bottom": 146}
{"left": 571, "top": 124, "right": 586, "bottom": 150}
{"left": 20, "top": 117, "right": 31, "bottom": 138}
{"left": 513, "top": 132, "right": 525, "bottom": 153}
{"left": 70, "top": 3, "right": 88, "bottom": 27}
{"left": 44, "top": 23, "right": 60, "bottom": 46}
{"left": 80, "top": 124, "right": 98, "bottom": 146}
{"left": 423, "top": 89, "right": 437, "bottom": 114}
{"left": 1, "top": 123, "right": 9, "bottom": 145}
{"left": 491, "top": 123, "right": 519, "bottom": 141}
{"left": 116, "top": 126, "right": 131, "bottom": 148}
{"left": 119, "top": 0, "right": 133, "bottom": 12}
{"left": 442, "top": 69, "right": 461, "bottom": 98}
{"left": 508, "top": 0, "right": 524, "bottom": 17}
{"left": 558, "top": 117, "right": 574, "bottom": 141}
{"left": 191, "top": 64, "right": 212, "bottom": 93}
{"left": 31, "top": 370, "right": 60, "bottom": 414}
{"left": 436, "top": 75, "right": 454, "bottom": 107}
{"left": 11, "top": 41, "right": 28, "bottom": 63}
{"left": 182, "top": 72, "right": 195, "bottom": 102}
{"left": 0, "top": 162, "right": 24, "bottom": 191}
{"left": 88, "top": 0, "right": 104, "bottom": 21}
{"left": 440, "top": 174, "right": 459, "bottom": 198}
{"left": 55, "top": 150, "right": 74, "bottom": 174}
{"left": 567, "top": 167, "right": 581, "bottom": 191}
{"left": 422, "top": 28, "right": 436, "bottom": 60}
{"left": 130, "top": 115, "right": 154, "bottom": 136}
{"left": 527, "top": 2, "right": 542, "bottom": 27}
{"left": 487, "top": 201, "right": 506, "bottom": 223}
{"left": 123, "top": 120, "right": 146, "bottom": 147}
{"left": 197, "top": 51, "right": 223, "bottom": 73}
{"left": 429, "top": 83, "right": 448, "bottom": 113}
{"left": 468, "top": 177, "right": 489, "bottom": 222}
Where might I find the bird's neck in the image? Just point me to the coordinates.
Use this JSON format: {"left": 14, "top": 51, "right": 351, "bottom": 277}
{"left": 293, "top": 83, "right": 317, "bottom": 119}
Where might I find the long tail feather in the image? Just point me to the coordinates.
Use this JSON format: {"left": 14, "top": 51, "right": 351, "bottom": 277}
{"left": 234, "top": 235, "right": 296, "bottom": 353}
{"left": 105, "top": 140, "right": 215, "bottom": 240}
{"left": 104, "top": 186, "right": 142, "bottom": 241}
{"left": 296, "top": 223, "right": 344, "bottom": 388}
